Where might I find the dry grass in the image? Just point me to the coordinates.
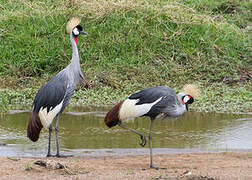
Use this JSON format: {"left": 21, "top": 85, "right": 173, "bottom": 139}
{"left": 72, "top": 0, "right": 242, "bottom": 33}
{"left": 1, "top": 0, "right": 243, "bottom": 34}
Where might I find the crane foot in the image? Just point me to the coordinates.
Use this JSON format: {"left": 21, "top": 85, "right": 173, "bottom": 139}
{"left": 46, "top": 154, "right": 73, "bottom": 158}
{"left": 150, "top": 165, "right": 167, "bottom": 170}
{"left": 55, "top": 154, "right": 74, "bottom": 158}
{"left": 46, "top": 154, "right": 53, "bottom": 157}
{"left": 139, "top": 134, "right": 147, "bottom": 147}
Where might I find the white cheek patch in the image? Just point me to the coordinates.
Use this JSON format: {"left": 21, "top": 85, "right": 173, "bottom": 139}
{"left": 183, "top": 95, "right": 190, "bottom": 104}
{"left": 38, "top": 100, "right": 63, "bottom": 129}
{"left": 72, "top": 28, "right": 79, "bottom": 36}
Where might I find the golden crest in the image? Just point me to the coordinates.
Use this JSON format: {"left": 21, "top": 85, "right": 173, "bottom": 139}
{"left": 182, "top": 84, "right": 201, "bottom": 99}
{"left": 66, "top": 17, "right": 81, "bottom": 33}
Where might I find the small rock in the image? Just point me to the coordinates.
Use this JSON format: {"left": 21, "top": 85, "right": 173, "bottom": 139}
{"left": 34, "top": 160, "right": 66, "bottom": 170}
{"left": 54, "top": 162, "right": 65, "bottom": 169}
{"left": 34, "top": 160, "right": 47, "bottom": 167}
{"left": 7, "top": 157, "right": 20, "bottom": 161}
{"left": 25, "top": 167, "right": 32, "bottom": 171}
{"left": 185, "top": 171, "right": 192, "bottom": 176}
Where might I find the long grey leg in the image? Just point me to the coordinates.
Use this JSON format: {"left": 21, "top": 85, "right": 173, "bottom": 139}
{"left": 149, "top": 118, "right": 154, "bottom": 168}
{"left": 54, "top": 115, "right": 73, "bottom": 158}
{"left": 118, "top": 121, "right": 147, "bottom": 147}
{"left": 149, "top": 118, "right": 166, "bottom": 170}
{"left": 55, "top": 115, "right": 60, "bottom": 157}
{"left": 46, "top": 125, "right": 52, "bottom": 157}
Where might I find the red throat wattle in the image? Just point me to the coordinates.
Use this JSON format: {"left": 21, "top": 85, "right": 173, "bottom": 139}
{"left": 181, "top": 99, "right": 185, "bottom": 105}
{"left": 74, "top": 37, "right": 78, "bottom": 46}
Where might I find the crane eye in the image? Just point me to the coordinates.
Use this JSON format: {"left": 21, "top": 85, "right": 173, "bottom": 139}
{"left": 72, "top": 27, "right": 79, "bottom": 36}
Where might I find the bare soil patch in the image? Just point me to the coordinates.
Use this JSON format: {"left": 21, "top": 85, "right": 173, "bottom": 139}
{"left": 0, "top": 152, "right": 252, "bottom": 180}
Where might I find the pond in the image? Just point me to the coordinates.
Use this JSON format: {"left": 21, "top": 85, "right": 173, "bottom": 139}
{"left": 0, "top": 108, "right": 251, "bottom": 157}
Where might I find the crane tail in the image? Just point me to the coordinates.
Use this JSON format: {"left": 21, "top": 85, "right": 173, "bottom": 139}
{"left": 104, "top": 100, "right": 124, "bottom": 128}
{"left": 27, "top": 111, "right": 43, "bottom": 142}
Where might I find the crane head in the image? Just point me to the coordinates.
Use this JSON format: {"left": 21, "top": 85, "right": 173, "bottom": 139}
{"left": 72, "top": 25, "right": 88, "bottom": 35}
{"left": 72, "top": 25, "right": 88, "bottom": 36}
{"left": 177, "top": 92, "right": 194, "bottom": 111}
{"left": 72, "top": 25, "right": 88, "bottom": 46}
{"left": 181, "top": 95, "right": 194, "bottom": 111}
{"left": 66, "top": 17, "right": 88, "bottom": 46}
{"left": 177, "top": 84, "right": 200, "bottom": 111}
{"left": 182, "top": 95, "right": 194, "bottom": 105}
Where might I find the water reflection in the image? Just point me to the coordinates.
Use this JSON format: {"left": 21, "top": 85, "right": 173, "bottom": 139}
{"left": 0, "top": 110, "right": 251, "bottom": 157}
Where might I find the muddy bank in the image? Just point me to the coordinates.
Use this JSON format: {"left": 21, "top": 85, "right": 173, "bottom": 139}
{"left": 0, "top": 152, "right": 251, "bottom": 180}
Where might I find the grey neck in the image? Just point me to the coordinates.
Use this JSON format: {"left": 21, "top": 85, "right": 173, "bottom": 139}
{"left": 175, "top": 92, "right": 187, "bottom": 115}
{"left": 70, "top": 33, "right": 79, "bottom": 65}
{"left": 175, "top": 103, "right": 187, "bottom": 116}
{"left": 165, "top": 93, "right": 187, "bottom": 118}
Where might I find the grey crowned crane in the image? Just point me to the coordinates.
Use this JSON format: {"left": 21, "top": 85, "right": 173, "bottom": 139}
{"left": 27, "top": 18, "right": 88, "bottom": 157}
{"left": 104, "top": 84, "right": 200, "bottom": 169}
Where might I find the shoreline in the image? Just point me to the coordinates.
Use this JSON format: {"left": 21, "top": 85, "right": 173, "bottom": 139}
{"left": 6, "top": 109, "right": 252, "bottom": 116}
{"left": 1, "top": 147, "right": 252, "bottom": 159}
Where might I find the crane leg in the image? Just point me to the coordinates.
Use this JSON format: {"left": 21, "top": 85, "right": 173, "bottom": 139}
{"left": 46, "top": 125, "right": 53, "bottom": 157}
{"left": 55, "top": 115, "right": 60, "bottom": 157}
{"left": 149, "top": 118, "right": 166, "bottom": 170}
{"left": 118, "top": 121, "right": 146, "bottom": 147}
{"left": 54, "top": 115, "right": 73, "bottom": 158}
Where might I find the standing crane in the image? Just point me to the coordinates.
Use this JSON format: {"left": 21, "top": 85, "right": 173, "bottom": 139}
{"left": 105, "top": 84, "right": 200, "bottom": 169}
{"left": 27, "top": 18, "right": 88, "bottom": 157}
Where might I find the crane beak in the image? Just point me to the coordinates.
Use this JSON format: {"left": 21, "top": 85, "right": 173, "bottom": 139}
{"left": 80, "top": 31, "right": 88, "bottom": 35}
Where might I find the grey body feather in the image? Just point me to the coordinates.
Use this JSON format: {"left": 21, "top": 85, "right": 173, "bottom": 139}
{"left": 129, "top": 86, "right": 187, "bottom": 119}
{"left": 33, "top": 33, "right": 84, "bottom": 117}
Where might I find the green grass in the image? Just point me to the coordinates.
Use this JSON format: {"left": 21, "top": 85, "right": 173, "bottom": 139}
{"left": 0, "top": 82, "right": 251, "bottom": 113}
{"left": 0, "top": 0, "right": 251, "bottom": 113}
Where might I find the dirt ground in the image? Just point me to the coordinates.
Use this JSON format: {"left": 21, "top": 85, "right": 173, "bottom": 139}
{"left": 0, "top": 152, "right": 252, "bottom": 180}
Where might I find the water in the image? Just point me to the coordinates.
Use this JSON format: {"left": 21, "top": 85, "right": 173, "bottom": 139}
{"left": 0, "top": 109, "right": 251, "bottom": 157}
